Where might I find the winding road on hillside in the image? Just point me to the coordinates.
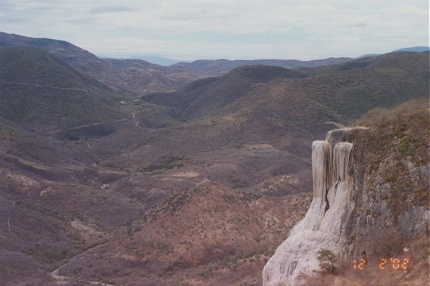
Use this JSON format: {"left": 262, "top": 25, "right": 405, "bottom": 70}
{"left": 50, "top": 243, "right": 115, "bottom": 286}
{"left": 46, "top": 110, "right": 139, "bottom": 135}
{"left": 0, "top": 81, "right": 89, "bottom": 92}
{"left": 0, "top": 81, "right": 141, "bottom": 135}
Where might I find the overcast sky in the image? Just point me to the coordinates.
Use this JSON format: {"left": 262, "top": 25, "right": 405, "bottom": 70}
{"left": 1, "top": 0, "right": 428, "bottom": 60}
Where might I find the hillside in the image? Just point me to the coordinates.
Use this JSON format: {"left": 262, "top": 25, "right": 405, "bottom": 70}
{"left": 0, "top": 107, "right": 313, "bottom": 285}
{"left": 169, "top": 57, "right": 352, "bottom": 77}
{"left": 268, "top": 51, "right": 429, "bottom": 121}
{"left": 0, "top": 46, "right": 134, "bottom": 135}
{"left": 0, "top": 32, "right": 195, "bottom": 95}
{"left": 0, "top": 39, "right": 428, "bottom": 285}
{"left": 143, "top": 65, "right": 308, "bottom": 120}
{"left": 264, "top": 98, "right": 429, "bottom": 286}
{"left": 143, "top": 51, "right": 428, "bottom": 139}
{"left": 0, "top": 32, "right": 352, "bottom": 96}
{"left": 47, "top": 52, "right": 427, "bottom": 285}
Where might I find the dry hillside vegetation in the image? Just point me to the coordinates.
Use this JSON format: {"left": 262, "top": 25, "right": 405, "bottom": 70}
{"left": 0, "top": 44, "right": 428, "bottom": 285}
{"left": 353, "top": 98, "right": 429, "bottom": 210}
{"left": 0, "top": 31, "right": 352, "bottom": 96}
{"left": 298, "top": 98, "right": 429, "bottom": 286}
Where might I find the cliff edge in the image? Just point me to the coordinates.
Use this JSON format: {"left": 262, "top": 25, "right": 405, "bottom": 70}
{"left": 263, "top": 99, "right": 429, "bottom": 285}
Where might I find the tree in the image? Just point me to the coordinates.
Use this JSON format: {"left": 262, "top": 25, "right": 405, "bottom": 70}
{"left": 316, "top": 249, "right": 337, "bottom": 274}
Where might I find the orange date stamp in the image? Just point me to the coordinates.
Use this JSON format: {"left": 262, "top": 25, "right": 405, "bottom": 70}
{"left": 353, "top": 258, "right": 409, "bottom": 270}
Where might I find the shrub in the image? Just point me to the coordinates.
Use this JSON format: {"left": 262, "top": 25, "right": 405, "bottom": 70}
{"left": 316, "top": 249, "right": 337, "bottom": 274}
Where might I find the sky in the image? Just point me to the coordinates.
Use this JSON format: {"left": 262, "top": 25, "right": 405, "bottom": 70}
{"left": 1, "top": 0, "right": 428, "bottom": 61}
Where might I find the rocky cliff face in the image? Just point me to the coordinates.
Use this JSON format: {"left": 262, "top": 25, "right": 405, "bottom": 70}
{"left": 262, "top": 127, "right": 429, "bottom": 286}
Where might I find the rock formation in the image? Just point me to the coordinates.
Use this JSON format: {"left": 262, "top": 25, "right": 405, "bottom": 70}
{"left": 262, "top": 128, "right": 429, "bottom": 286}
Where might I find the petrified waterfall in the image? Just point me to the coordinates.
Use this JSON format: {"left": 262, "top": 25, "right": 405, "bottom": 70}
{"left": 262, "top": 129, "right": 354, "bottom": 286}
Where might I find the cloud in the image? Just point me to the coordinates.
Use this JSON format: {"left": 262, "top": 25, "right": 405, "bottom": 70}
{"left": 0, "top": 0, "right": 427, "bottom": 60}
{"left": 90, "top": 5, "right": 135, "bottom": 14}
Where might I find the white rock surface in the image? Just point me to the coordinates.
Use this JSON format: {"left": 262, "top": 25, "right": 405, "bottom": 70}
{"left": 263, "top": 129, "right": 353, "bottom": 286}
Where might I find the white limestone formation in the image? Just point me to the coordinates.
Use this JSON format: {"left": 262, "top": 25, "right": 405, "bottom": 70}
{"left": 262, "top": 129, "right": 354, "bottom": 286}
{"left": 263, "top": 127, "right": 429, "bottom": 286}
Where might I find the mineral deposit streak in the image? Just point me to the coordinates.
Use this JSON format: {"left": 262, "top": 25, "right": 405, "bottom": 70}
{"left": 262, "top": 128, "right": 354, "bottom": 286}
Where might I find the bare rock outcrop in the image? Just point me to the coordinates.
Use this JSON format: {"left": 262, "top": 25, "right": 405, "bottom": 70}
{"left": 262, "top": 127, "right": 429, "bottom": 286}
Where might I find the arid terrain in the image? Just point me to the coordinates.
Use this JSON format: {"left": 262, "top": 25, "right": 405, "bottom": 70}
{"left": 0, "top": 33, "right": 428, "bottom": 285}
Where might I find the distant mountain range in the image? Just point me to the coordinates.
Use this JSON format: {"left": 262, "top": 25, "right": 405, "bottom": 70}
{"left": 0, "top": 31, "right": 428, "bottom": 285}
{"left": 1, "top": 31, "right": 427, "bottom": 96}
{"left": 359, "top": 46, "right": 429, "bottom": 58}
{"left": 129, "top": 55, "right": 183, "bottom": 66}
{"left": 113, "top": 47, "right": 430, "bottom": 66}
{"left": 1, "top": 31, "right": 428, "bottom": 140}
{"left": 0, "top": 32, "right": 351, "bottom": 95}
{"left": 393, "top": 46, "right": 429, "bottom": 53}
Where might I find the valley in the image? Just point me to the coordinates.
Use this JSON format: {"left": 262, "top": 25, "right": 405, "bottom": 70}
{"left": 0, "top": 32, "right": 428, "bottom": 285}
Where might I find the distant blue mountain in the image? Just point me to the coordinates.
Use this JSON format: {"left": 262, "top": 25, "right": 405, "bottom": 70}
{"left": 358, "top": 46, "right": 429, "bottom": 58}
{"left": 130, "top": 55, "right": 184, "bottom": 66}
{"left": 393, "top": 46, "right": 429, "bottom": 53}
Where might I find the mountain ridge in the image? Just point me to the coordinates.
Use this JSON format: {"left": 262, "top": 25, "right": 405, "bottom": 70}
{"left": 0, "top": 31, "right": 353, "bottom": 95}
{"left": 0, "top": 32, "right": 428, "bottom": 285}
{"left": 143, "top": 51, "right": 429, "bottom": 128}
{"left": 0, "top": 46, "right": 132, "bottom": 134}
